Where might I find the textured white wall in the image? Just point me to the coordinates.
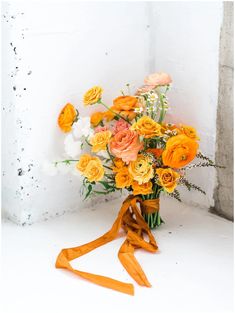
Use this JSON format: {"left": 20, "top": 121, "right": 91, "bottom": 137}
{"left": 2, "top": 2, "right": 223, "bottom": 225}
{"left": 151, "top": 1, "right": 223, "bottom": 208}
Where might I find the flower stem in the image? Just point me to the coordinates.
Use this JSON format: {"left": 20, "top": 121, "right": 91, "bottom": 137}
{"left": 98, "top": 100, "right": 131, "bottom": 125}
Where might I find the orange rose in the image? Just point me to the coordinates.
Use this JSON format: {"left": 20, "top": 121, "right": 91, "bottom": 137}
{"left": 115, "top": 167, "right": 133, "bottom": 188}
{"left": 112, "top": 158, "right": 125, "bottom": 172}
{"left": 179, "top": 125, "right": 200, "bottom": 140}
{"left": 132, "top": 181, "right": 153, "bottom": 196}
{"left": 109, "top": 129, "right": 143, "bottom": 163}
{"left": 58, "top": 103, "right": 77, "bottom": 132}
{"left": 156, "top": 168, "right": 180, "bottom": 193}
{"left": 162, "top": 134, "right": 198, "bottom": 168}
{"left": 131, "top": 116, "right": 162, "bottom": 138}
{"left": 90, "top": 112, "right": 104, "bottom": 127}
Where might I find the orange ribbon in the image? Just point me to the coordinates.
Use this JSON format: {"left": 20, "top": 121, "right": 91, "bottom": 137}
{"left": 55, "top": 195, "right": 158, "bottom": 296}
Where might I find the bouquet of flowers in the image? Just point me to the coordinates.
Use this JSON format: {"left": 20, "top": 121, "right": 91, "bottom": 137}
{"left": 55, "top": 72, "right": 221, "bottom": 295}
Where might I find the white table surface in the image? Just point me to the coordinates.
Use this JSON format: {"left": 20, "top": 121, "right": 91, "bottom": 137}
{"left": 2, "top": 197, "right": 234, "bottom": 313}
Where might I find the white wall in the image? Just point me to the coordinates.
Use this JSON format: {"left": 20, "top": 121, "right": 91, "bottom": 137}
{"left": 2, "top": 1, "right": 223, "bottom": 225}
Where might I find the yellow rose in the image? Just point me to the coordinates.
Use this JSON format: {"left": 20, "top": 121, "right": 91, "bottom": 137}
{"left": 131, "top": 116, "right": 162, "bottom": 138}
{"left": 90, "top": 111, "right": 104, "bottom": 127}
{"left": 128, "top": 154, "right": 154, "bottom": 184}
{"left": 179, "top": 125, "right": 200, "bottom": 140}
{"left": 112, "top": 158, "right": 125, "bottom": 172}
{"left": 115, "top": 167, "right": 133, "bottom": 188}
{"left": 83, "top": 86, "right": 103, "bottom": 106}
{"left": 76, "top": 154, "right": 93, "bottom": 172}
{"left": 156, "top": 168, "right": 180, "bottom": 193}
{"left": 90, "top": 130, "right": 112, "bottom": 152}
{"left": 83, "top": 158, "right": 104, "bottom": 182}
{"left": 132, "top": 181, "right": 153, "bottom": 196}
{"left": 58, "top": 103, "right": 77, "bottom": 133}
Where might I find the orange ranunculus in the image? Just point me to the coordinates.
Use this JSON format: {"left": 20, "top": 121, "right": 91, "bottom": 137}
{"left": 115, "top": 167, "right": 133, "bottom": 188}
{"left": 179, "top": 124, "right": 200, "bottom": 140}
{"left": 132, "top": 181, "right": 153, "bottom": 196}
{"left": 109, "top": 129, "right": 143, "bottom": 163}
{"left": 147, "top": 148, "right": 163, "bottom": 159}
{"left": 90, "top": 130, "right": 112, "bottom": 152}
{"left": 103, "top": 110, "right": 116, "bottom": 122}
{"left": 58, "top": 103, "right": 77, "bottom": 133}
{"left": 112, "top": 158, "right": 126, "bottom": 172}
{"left": 160, "top": 123, "right": 180, "bottom": 136}
{"left": 131, "top": 116, "right": 162, "bottom": 138}
{"left": 112, "top": 96, "right": 139, "bottom": 121}
{"left": 156, "top": 168, "right": 180, "bottom": 193}
{"left": 113, "top": 96, "right": 138, "bottom": 111}
{"left": 83, "top": 86, "right": 103, "bottom": 105}
{"left": 90, "top": 112, "right": 104, "bottom": 127}
{"left": 162, "top": 134, "right": 198, "bottom": 169}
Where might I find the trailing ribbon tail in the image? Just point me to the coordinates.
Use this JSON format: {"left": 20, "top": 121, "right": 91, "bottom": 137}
{"left": 55, "top": 195, "right": 158, "bottom": 295}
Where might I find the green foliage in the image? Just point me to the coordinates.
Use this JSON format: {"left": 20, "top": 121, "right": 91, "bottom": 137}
{"left": 180, "top": 178, "right": 206, "bottom": 195}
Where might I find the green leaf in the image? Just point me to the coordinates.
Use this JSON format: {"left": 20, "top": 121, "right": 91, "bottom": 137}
{"left": 84, "top": 184, "right": 92, "bottom": 200}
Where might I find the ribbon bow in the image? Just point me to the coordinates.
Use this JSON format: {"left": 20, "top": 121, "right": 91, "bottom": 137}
{"left": 55, "top": 195, "right": 159, "bottom": 295}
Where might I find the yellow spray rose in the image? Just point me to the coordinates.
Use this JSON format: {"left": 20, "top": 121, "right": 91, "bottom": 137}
{"left": 156, "top": 168, "right": 180, "bottom": 193}
{"left": 132, "top": 181, "right": 153, "bottom": 196}
{"left": 83, "top": 158, "right": 104, "bottom": 182}
{"left": 90, "top": 130, "right": 112, "bottom": 152}
{"left": 76, "top": 154, "right": 93, "bottom": 172}
{"left": 115, "top": 167, "right": 133, "bottom": 188}
{"left": 128, "top": 154, "right": 154, "bottom": 184}
{"left": 90, "top": 111, "right": 104, "bottom": 127}
{"left": 131, "top": 116, "right": 162, "bottom": 138}
{"left": 83, "top": 86, "right": 103, "bottom": 106}
{"left": 179, "top": 125, "right": 200, "bottom": 140}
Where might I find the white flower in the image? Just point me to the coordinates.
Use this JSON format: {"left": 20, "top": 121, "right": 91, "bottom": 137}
{"left": 64, "top": 134, "right": 82, "bottom": 158}
{"left": 42, "top": 161, "right": 58, "bottom": 176}
{"left": 72, "top": 117, "right": 93, "bottom": 139}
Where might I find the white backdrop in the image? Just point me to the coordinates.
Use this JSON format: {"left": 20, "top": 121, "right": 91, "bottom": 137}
{"left": 2, "top": 1, "right": 223, "bottom": 224}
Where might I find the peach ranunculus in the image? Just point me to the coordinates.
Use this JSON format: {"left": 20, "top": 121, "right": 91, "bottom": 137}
{"left": 112, "top": 96, "right": 139, "bottom": 121}
{"left": 83, "top": 157, "right": 104, "bottom": 182}
{"left": 162, "top": 134, "right": 198, "bottom": 169}
{"left": 90, "top": 130, "right": 112, "bottom": 152}
{"left": 58, "top": 103, "right": 77, "bottom": 133}
{"left": 131, "top": 116, "right": 162, "bottom": 138}
{"left": 113, "top": 119, "right": 130, "bottom": 135}
{"left": 83, "top": 86, "right": 103, "bottom": 106}
{"left": 132, "top": 181, "right": 153, "bottom": 196}
{"left": 115, "top": 167, "right": 133, "bottom": 188}
{"left": 135, "top": 85, "right": 156, "bottom": 96}
{"left": 144, "top": 72, "right": 172, "bottom": 86}
{"left": 112, "top": 158, "right": 126, "bottom": 172}
{"left": 90, "top": 111, "right": 104, "bottom": 127}
{"left": 109, "top": 129, "right": 143, "bottom": 163}
{"left": 128, "top": 154, "right": 154, "bottom": 184}
{"left": 178, "top": 124, "right": 200, "bottom": 141}
{"left": 156, "top": 168, "right": 180, "bottom": 193}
